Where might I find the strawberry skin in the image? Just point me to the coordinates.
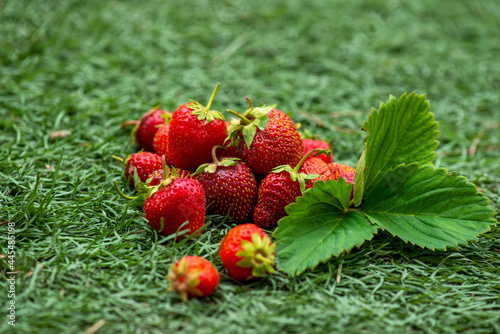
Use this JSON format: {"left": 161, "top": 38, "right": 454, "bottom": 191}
{"left": 253, "top": 171, "right": 301, "bottom": 228}
{"left": 299, "top": 157, "right": 334, "bottom": 190}
{"left": 124, "top": 151, "right": 163, "bottom": 186}
{"left": 235, "top": 109, "right": 303, "bottom": 176}
{"left": 167, "top": 102, "right": 228, "bottom": 171}
{"left": 219, "top": 224, "right": 275, "bottom": 281}
{"left": 302, "top": 138, "right": 332, "bottom": 164}
{"left": 152, "top": 123, "right": 170, "bottom": 156}
{"left": 328, "top": 163, "right": 355, "bottom": 184}
{"left": 168, "top": 255, "right": 219, "bottom": 302}
{"left": 144, "top": 178, "right": 205, "bottom": 237}
{"left": 196, "top": 160, "right": 257, "bottom": 224}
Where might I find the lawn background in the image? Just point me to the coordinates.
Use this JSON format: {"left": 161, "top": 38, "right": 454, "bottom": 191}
{"left": 1, "top": 0, "right": 499, "bottom": 333}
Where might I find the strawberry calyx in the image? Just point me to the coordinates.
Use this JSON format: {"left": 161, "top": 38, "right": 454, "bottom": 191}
{"left": 194, "top": 145, "right": 240, "bottom": 174}
{"left": 145, "top": 155, "right": 177, "bottom": 197}
{"left": 235, "top": 232, "right": 276, "bottom": 277}
{"left": 226, "top": 98, "right": 276, "bottom": 149}
{"left": 167, "top": 258, "right": 203, "bottom": 302}
{"left": 272, "top": 148, "right": 331, "bottom": 193}
{"left": 188, "top": 83, "right": 225, "bottom": 123}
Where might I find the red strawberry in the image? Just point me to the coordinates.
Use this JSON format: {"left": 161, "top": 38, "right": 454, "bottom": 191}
{"left": 152, "top": 123, "right": 170, "bottom": 156}
{"left": 302, "top": 138, "right": 332, "bottom": 163}
{"left": 219, "top": 224, "right": 275, "bottom": 281}
{"left": 227, "top": 99, "right": 303, "bottom": 176}
{"left": 195, "top": 146, "right": 257, "bottom": 224}
{"left": 167, "top": 84, "right": 228, "bottom": 171}
{"left": 299, "top": 157, "right": 334, "bottom": 190}
{"left": 122, "top": 108, "right": 172, "bottom": 152}
{"left": 146, "top": 166, "right": 194, "bottom": 186}
{"left": 144, "top": 165, "right": 206, "bottom": 238}
{"left": 124, "top": 151, "right": 163, "bottom": 186}
{"left": 168, "top": 256, "right": 219, "bottom": 302}
{"left": 253, "top": 149, "right": 330, "bottom": 228}
{"left": 328, "top": 163, "right": 355, "bottom": 196}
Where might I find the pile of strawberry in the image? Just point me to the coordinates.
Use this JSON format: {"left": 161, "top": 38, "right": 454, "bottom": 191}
{"left": 116, "top": 84, "right": 355, "bottom": 301}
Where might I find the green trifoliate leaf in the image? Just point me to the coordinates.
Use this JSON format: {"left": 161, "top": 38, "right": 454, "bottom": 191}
{"left": 362, "top": 163, "right": 496, "bottom": 250}
{"left": 353, "top": 147, "right": 366, "bottom": 207}
{"left": 273, "top": 179, "right": 378, "bottom": 276}
{"left": 361, "top": 92, "right": 439, "bottom": 198}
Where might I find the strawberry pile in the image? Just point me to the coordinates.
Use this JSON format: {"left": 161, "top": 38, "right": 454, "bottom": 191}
{"left": 115, "top": 84, "right": 355, "bottom": 300}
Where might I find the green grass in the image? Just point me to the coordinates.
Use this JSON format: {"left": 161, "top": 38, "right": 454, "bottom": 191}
{"left": 1, "top": 0, "right": 499, "bottom": 333}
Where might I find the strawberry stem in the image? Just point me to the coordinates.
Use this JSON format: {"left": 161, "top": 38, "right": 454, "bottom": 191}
{"left": 227, "top": 109, "right": 252, "bottom": 125}
{"left": 245, "top": 97, "right": 252, "bottom": 110}
{"left": 292, "top": 148, "right": 331, "bottom": 173}
{"left": 211, "top": 145, "right": 225, "bottom": 164}
{"left": 120, "top": 120, "right": 140, "bottom": 129}
{"left": 205, "top": 83, "right": 220, "bottom": 112}
{"left": 111, "top": 155, "right": 124, "bottom": 162}
{"left": 113, "top": 181, "right": 139, "bottom": 200}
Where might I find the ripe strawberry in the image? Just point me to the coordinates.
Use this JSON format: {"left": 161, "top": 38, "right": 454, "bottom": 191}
{"left": 226, "top": 98, "right": 303, "bottom": 176}
{"left": 124, "top": 151, "right": 163, "bottom": 186}
{"left": 253, "top": 149, "right": 330, "bottom": 228}
{"left": 195, "top": 146, "right": 257, "bottom": 224}
{"left": 144, "top": 165, "right": 206, "bottom": 238}
{"left": 219, "top": 224, "right": 275, "bottom": 281}
{"left": 122, "top": 108, "right": 172, "bottom": 152}
{"left": 168, "top": 256, "right": 219, "bottom": 302}
{"left": 299, "top": 157, "right": 334, "bottom": 190}
{"left": 302, "top": 138, "right": 332, "bottom": 163}
{"left": 328, "top": 163, "right": 356, "bottom": 196}
{"left": 167, "top": 84, "right": 228, "bottom": 171}
{"left": 152, "top": 123, "right": 170, "bottom": 156}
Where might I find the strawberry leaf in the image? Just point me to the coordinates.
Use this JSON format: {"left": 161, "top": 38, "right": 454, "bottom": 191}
{"left": 273, "top": 179, "right": 378, "bottom": 276}
{"left": 360, "top": 93, "right": 439, "bottom": 199}
{"left": 362, "top": 163, "right": 496, "bottom": 250}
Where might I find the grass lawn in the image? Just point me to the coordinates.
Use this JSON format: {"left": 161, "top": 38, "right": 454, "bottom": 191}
{"left": 1, "top": 0, "right": 499, "bottom": 333}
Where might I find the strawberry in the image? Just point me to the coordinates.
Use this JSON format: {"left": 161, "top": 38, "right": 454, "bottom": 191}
{"left": 168, "top": 256, "right": 219, "bottom": 302}
{"left": 167, "top": 84, "right": 228, "bottom": 171}
{"left": 302, "top": 138, "right": 332, "bottom": 163}
{"left": 219, "top": 224, "right": 275, "bottom": 281}
{"left": 123, "top": 151, "right": 163, "bottom": 186}
{"left": 122, "top": 107, "right": 172, "bottom": 152}
{"left": 299, "top": 157, "right": 334, "bottom": 190}
{"left": 195, "top": 146, "right": 257, "bottom": 224}
{"left": 143, "top": 164, "right": 206, "bottom": 238}
{"left": 328, "top": 163, "right": 355, "bottom": 196}
{"left": 226, "top": 98, "right": 303, "bottom": 176}
{"left": 253, "top": 149, "right": 330, "bottom": 228}
{"left": 152, "top": 123, "right": 170, "bottom": 156}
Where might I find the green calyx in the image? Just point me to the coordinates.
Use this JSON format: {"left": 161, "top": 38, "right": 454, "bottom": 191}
{"left": 236, "top": 232, "right": 276, "bottom": 278}
{"left": 167, "top": 258, "right": 202, "bottom": 302}
{"left": 226, "top": 98, "right": 276, "bottom": 150}
{"left": 194, "top": 145, "right": 240, "bottom": 175}
{"left": 188, "top": 83, "right": 225, "bottom": 123}
{"left": 145, "top": 155, "right": 177, "bottom": 197}
{"left": 272, "top": 148, "right": 331, "bottom": 193}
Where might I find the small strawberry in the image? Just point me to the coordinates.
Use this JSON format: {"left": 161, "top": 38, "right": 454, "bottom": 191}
{"left": 328, "top": 163, "right": 355, "bottom": 196}
{"left": 122, "top": 107, "right": 172, "bottom": 152}
{"left": 168, "top": 256, "right": 219, "bottom": 302}
{"left": 143, "top": 162, "right": 206, "bottom": 238}
{"left": 195, "top": 146, "right": 257, "bottom": 224}
{"left": 302, "top": 138, "right": 332, "bottom": 163}
{"left": 299, "top": 157, "right": 334, "bottom": 190}
{"left": 152, "top": 122, "right": 170, "bottom": 157}
{"left": 167, "top": 84, "right": 228, "bottom": 171}
{"left": 122, "top": 151, "right": 163, "bottom": 186}
{"left": 219, "top": 224, "right": 275, "bottom": 281}
{"left": 253, "top": 149, "right": 330, "bottom": 228}
{"left": 226, "top": 98, "right": 303, "bottom": 176}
